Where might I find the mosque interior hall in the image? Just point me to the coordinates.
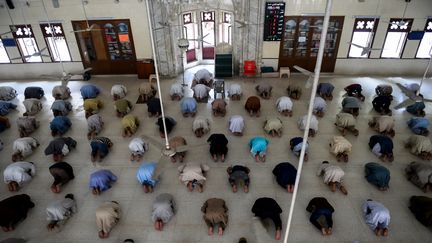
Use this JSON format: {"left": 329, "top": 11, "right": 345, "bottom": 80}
{"left": 0, "top": 0, "right": 432, "bottom": 242}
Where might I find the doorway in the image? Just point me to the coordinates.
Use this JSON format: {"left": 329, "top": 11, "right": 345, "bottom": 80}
{"left": 72, "top": 19, "right": 137, "bottom": 75}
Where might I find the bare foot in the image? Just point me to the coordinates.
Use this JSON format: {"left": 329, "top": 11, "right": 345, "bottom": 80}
{"left": 321, "top": 228, "right": 327, "bottom": 236}
{"left": 232, "top": 184, "right": 237, "bottom": 193}
{"left": 275, "top": 229, "right": 281, "bottom": 240}
{"left": 326, "top": 228, "right": 332, "bottom": 235}
{"left": 208, "top": 227, "right": 213, "bottom": 235}
{"left": 187, "top": 182, "right": 193, "bottom": 192}
{"left": 382, "top": 228, "right": 388, "bottom": 237}
{"left": 218, "top": 226, "right": 224, "bottom": 236}
{"left": 198, "top": 184, "right": 204, "bottom": 193}
{"left": 244, "top": 185, "right": 249, "bottom": 193}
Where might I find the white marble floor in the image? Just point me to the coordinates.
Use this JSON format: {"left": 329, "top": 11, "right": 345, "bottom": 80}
{"left": 0, "top": 66, "right": 431, "bottom": 243}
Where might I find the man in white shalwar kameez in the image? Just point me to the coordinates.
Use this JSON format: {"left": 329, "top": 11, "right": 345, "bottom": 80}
{"left": 178, "top": 163, "right": 210, "bottom": 193}
{"left": 362, "top": 199, "right": 390, "bottom": 236}
{"left": 192, "top": 69, "right": 213, "bottom": 87}
{"left": 334, "top": 112, "right": 359, "bottom": 136}
{"left": 52, "top": 85, "right": 71, "bottom": 100}
{"left": 368, "top": 115, "right": 395, "bottom": 137}
{"left": 169, "top": 83, "right": 184, "bottom": 101}
{"left": 22, "top": 98, "right": 42, "bottom": 116}
{"left": 193, "top": 116, "right": 211, "bottom": 138}
{"left": 228, "top": 83, "right": 242, "bottom": 100}
{"left": 298, "top": 114, "right": 319, "bottom": 137}
{"left": 87, "top": 114, "right": 104, "bottom": 140}
{"left": 152, "top": 193, "right": 175, "bottom": 231}
{"left": 228, "top": 115, "right": 245, "bottom": 136}
{"left": 405, "top": 135, "right": 432, "bottom": 160}
{"left": 313, "top": 96, "right": 327, "bottom": 117}
{"left": 3, "top": 161, "right": 36, "bottom": 192}
{"left": 316, "top": 161, "right": 347, "bottom": 195}
{"left": 275, "top": 96, "right": 293, "bottom": 116}
{"left": 192, "top": 84, "right": 211, "bottom": 102}
{"left": 329, "top": 136, "right": 352, "bottom": 162}
{"left": 96, "top": 201, "right": 121, "bottom": 239}
{"left": 110, "top": 84, "right": 127, "bottom": 100}
{"left": 12, "top": 137, "right": 39, "bottom": 162}
{"left": 46, "top": 194, "right": 77, "bottom": 231}
{"left": 128, "top": 137, "right": 149, "bottom": 162}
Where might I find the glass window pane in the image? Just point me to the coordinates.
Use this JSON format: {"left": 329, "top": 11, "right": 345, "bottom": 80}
{"left": 202, "top": 22, "right": 215, "bottom": 47}
{"left": 348, "top": 32, "right": 373, "bottom": 58}
{"left": 47, "top": 37, "right": 71, "bottom": 61}
{"left": 381, "top": 32, "right": 407, "bottom": 58}
{"left": 0, "top": 40, "right": 10, "bottom": 63}
{"left": 416, "top": 32, "right": 432, "bottom": 58}
{"left": 18, "top": 38, "right": 42, "bottom": 62}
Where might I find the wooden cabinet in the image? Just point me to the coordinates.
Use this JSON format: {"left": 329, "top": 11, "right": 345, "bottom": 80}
{"left": 136, "top": 59, "right": 155, "bottom": 79}
{"left": 278, "top": 16, "right": 344, "bottom": 72}
{"left": 72, "top": 19, "right": 137, "bottom": 75}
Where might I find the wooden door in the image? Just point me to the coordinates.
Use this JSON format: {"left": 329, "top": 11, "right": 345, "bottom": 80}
{"left": 72, "top": 19, "right": 137, "bottom": 75}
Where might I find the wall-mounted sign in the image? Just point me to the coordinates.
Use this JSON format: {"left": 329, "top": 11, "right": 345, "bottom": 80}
{"left": 263, "top": 2, "right": 285, "bottom": 41}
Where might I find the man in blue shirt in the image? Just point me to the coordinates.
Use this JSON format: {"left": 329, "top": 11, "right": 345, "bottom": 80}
{"left": 50, "top": 116, "right": 72, "bottom": 136}
{"left": 89, "top": 169, "right": 118, "bottom": 195}
{"left": 80, "top": 84, "right": 100, "bottom": 99}
{"left": 407, "top": 117, "right": 429, "bottom": 135}
{"left": 249, "top": 137, "right": 269, "bottom": 162}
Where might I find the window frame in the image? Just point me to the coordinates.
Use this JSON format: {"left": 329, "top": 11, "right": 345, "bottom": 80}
{"left": 40, "top": 23, "right": 72, "bottom": 62}
{"left": 347, "top": 17, "right": 380, "bottom": 58}
{"left": 415, "top": 18, "right": 432, "bottom": 59}
{"left": 11, "top": 24, "right": 43, "bottom": 63}
{"left": 380, "top": 18, "right": 413, "bottom": 58}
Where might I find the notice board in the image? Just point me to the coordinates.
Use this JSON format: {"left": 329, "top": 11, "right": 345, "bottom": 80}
{"left": 263, "top": 2, "right": 285, "bottom": 41}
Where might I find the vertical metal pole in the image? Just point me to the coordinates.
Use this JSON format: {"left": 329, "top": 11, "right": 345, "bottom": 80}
{"left": 283, "top": 0, "right": 333, "bottom": 242}
{"left": 146, "top": 0, "right": 170, "bottom": 149}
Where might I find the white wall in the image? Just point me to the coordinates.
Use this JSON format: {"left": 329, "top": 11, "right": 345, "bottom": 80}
{"left": 0, "top": 0, "right": 431, "bottom": 79}
{"left": 261, "top": 0, "right": 432, "bottom": 75}
{"left": 0, "top": 0, "right": 151, "bottom": 79}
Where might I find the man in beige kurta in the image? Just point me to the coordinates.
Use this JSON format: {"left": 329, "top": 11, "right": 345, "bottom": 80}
{"left": 335, "top": 112, "right": 358, "bottom": 136}
{"left": 329, "top": 136, "right": 352, "bottom": 162}
{"left": 316, "top": 161, "right": 348, "bottom": 194}
{"left": 138, "top": 83, "right": 157, "bottom": 102}
{"left": 405, "top": 135, "right": 432, "bottom": 160}
{"left": 178, "top": 163, "right": 210, "bottom": 192}
{"left": 95, "top": 201, "right": 121, "bottom": 239}
{"left": 201, "top": 198, "right": 228, "bottom": 236}
{"left": 263, "top": 117, "right": 283, "bottom": 137}
{"left": 369, "top": 115, "right": 395, "bottom": 137}
{"left": 405, "top": 161, "right": 432, "bottom": 192}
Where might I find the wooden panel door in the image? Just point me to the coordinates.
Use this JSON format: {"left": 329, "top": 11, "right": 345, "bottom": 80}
{"left": 72, "top": 19, "right": 137, "bottom": 75}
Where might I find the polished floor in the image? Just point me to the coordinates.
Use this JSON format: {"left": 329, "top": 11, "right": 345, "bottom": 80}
{"left": 0, "top": 66, "right": 431, "bottom": 243}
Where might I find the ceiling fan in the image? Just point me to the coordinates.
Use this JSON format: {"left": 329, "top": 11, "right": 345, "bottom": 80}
{"left": 382, "top": 0, "right": 411, "bottom": 27}
{"left": 140, "top": 134, "right": 189, "bottom": 180}
{"left": 348, "top": 42, "right": 382, "bottom": 56}
{"left": 394, "top": 53, "right": 432, "bottom": 109}
{"left": 38, "top": 0, "right": 92, "bottom": 85}
{"left": 70, "top": 0, "right": 102, "bottom": 33}
{"left": 178, "top": 33, "right": 211, "bottom": 45}
{"left": 348, "top": 0, "right": 382, "bottom": 56}
{"left": 293, "top": 65, "right": 335, "bottom": 88}
{"left": 10, "top": 46, "right": 50, "bottom": 61}
{"left": 235, "top": 19, "right": 263, "bottom": 28}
